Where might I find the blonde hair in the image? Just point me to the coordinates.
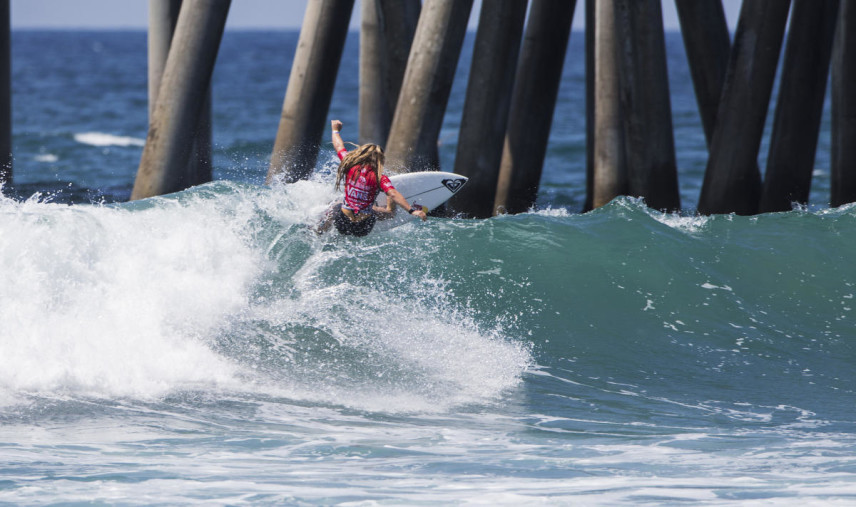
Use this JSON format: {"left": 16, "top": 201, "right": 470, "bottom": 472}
{"left": 335, "top": 144, "right": 385, "bottom": 190}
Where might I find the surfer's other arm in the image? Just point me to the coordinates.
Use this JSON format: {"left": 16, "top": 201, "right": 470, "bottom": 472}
{"left": 378, "top": 188, "right": 427, "bottom": 221}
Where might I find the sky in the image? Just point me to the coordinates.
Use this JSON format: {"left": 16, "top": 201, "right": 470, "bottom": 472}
{"left": 10, "top": 0, "right": 743, "bottom": 31}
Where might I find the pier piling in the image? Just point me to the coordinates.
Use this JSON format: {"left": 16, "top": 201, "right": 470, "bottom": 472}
{"left": 697, "top": 0, "right": 791, "bottom": 215}
{"left": 358, "top": 0, "right": 420, "bottom": 146}
{"left": 378, "top": 0, "right": 421, "bottom": 120}
{"left": 589, "top": 0, "right": 626, "bottom": 210}
{"left": 583, "top": 0, "right": 595, "bottom": 212}
{"left": 614, "top": 0, "right": 680, "bottom": 212}
{"left": 494, "top": 0, "right": 575, "bottom": 215}
{"left": 132, "top": 0, "right": 230, "bottom": 200}
{"left": 148, "top": 0, "right": 212, "bottom": 190}
{"left": 674, "top": 0, "right": 731, "bottom": 147}
{"left": 148, "top": 1, "right": 181, "bottom": 118}
{"left": 266, "top": 0, "right": 354, "bottom": 184}
{"left": 761, "top": 0, "right": 839, "bottom": 212}
{"left": 831, "top": 0, "right": 856, "bottom": 207}
{"left": 358, "top": 0, "right": 391, "bottom": 146}
{"left": 0, "top": 0, "right": 9, "bottom": 188}
{"left": 450, "top": 0, "right": 528, "bottom": 218}
{"left": 385, "top": 0, "right": 474, "bottom": 173}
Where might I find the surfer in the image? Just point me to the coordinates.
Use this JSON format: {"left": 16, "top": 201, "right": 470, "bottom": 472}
{"left": 316, "top": 119, "right": 427, "bottom": 236}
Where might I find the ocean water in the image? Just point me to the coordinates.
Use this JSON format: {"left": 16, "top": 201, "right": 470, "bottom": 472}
{"left": 1, "top": 29, "right": 854, "bottom": 505}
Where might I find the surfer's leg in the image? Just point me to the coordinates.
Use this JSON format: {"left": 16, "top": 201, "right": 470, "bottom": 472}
{"left": 314, "top": 202, "right": 340, "bottom": 234}
{"left": 333, "top": 208, "right": 354, "bottom": 235}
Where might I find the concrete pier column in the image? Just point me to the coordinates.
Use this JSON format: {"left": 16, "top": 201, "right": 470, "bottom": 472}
{"left": 359, "top": 0, "right": 392, "bottom": 146}
{"left": 589, "top": 0, "right": 626, "bottom": 210}
{"left": 674, "top": 0, "right": 730, "bottom": 146}
{"left": 614, "top": 0, "right": 680, "bottom": 212}
{"left": 450, "top": 0, "right": 528, "bottom": 218}
{"left": 148, "top": 0, "right": 181, "bottom": 119}
{"left": 493, "top": 0, "right": 575, "bottom": 215}
{"left": 0, "top": 0, "right": 9, "bottom": 188}
{"left": 385, "top": 0, "right": 474, "bottom": 173}
{"left": 761, "top": 0, "right": 838, "bottom": 212}
{"left": 697, "top": 0, "right": 791, "bottom": 215}
{"left": 148, "top": 0, "right": 212, "bottom": 189}
{"left": 379, "top": 0, "right": 421, "bottom": 109}
{"left": 192, "top": 93, "right": 213, "bottom": 184}
{"left": 831, "top": 0, "right": 856, "bottom": 207}
{"left": 266, "top": 0, "right": 354, "bottom": 184}
{"left": 583, "top": 0, "right": 595, "bottom": 212}
{"left": 358, "top": 0, "right": 420, "bottom": 146}
{"left": 132, "top": 0, "right": 230, "bottom": 200}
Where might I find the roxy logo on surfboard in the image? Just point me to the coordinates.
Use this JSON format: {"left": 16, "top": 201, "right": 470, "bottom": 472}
{"left": 442, "top": 178, "right": 466, "bottom": 193}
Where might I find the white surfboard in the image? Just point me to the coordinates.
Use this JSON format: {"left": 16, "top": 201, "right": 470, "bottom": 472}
{"left": 375, "top": 171, "right": 468, "bottom": 213}
{"left": 316, "top": 171, "right": 467, "bottom": 234}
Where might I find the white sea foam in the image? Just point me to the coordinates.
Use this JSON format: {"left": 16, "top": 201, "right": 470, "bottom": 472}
{"left": 653, "top": 211, "right": 711, "bottom": 232}
{"left": 532, "top": 206, "right": 572, "bottom": 217}
{"left": 3, "top": 407, "right": 853, "bottom": 505}
{"left": 74, "top": 132, "right": 145, "bottom": 147}
{"left": 247, "top": 261, "right": 533, "bottom": 413}
{"left": 701, "top": 282, "right": 733, "bottom": 291}
{"left": 611, "top": 196, "right": 713, "bottom": 232}
{"left": 0, "top": 181, "right": 531, "bottom": 411}
{"left": 0, "top": 189, "right": 264, "bottom": 402}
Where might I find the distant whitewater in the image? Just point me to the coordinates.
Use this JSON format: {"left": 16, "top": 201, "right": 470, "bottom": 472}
{"left": 74, "top": 131, "right": 146, "bottom": 148}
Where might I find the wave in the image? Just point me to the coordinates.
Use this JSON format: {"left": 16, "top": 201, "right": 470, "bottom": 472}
{"left": 0, "top": 186, "right": 262, "bottom": 405}
{"left": 1, "top": 183, "right": 854, "bottom": 420}
{"left": 0, "top": 181, "right": 532, "bottom": 412}
{"left": 481, "top": 198, "right": 856, "bottom": 428}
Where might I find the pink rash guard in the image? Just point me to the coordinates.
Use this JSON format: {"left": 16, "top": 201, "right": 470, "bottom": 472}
{"left": 337, "top": 148, "right": 394, "bottom": 214}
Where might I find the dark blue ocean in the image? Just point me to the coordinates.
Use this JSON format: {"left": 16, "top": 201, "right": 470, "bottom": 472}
{"left": 1, "top": 29, "right": 855, "bottom": 505}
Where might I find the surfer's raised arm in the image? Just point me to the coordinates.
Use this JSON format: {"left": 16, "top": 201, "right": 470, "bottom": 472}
{"left": 331, "top": 119, "right": 345, "bottom": 154}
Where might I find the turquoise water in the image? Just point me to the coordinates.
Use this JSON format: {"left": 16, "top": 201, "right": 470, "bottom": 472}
{"left": 1, "top": 30, "right": 854, "bottom": 505}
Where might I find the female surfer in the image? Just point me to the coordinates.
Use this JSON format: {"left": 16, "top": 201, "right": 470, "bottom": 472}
{"left": 317, "top": 119, "right": 427, "bottom": 236}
